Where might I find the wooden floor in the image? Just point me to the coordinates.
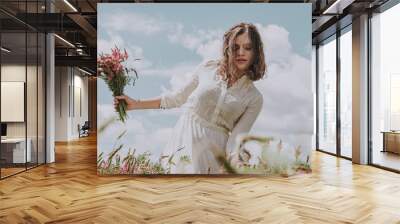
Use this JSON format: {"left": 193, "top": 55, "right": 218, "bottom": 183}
{"left": 1, "top": 135, "right": 400, "bottom": 223}
{"left": 0, "top": 167, "right": 26, "bottom": 178}
{"left": 373, "top": 150, "right": 400, "bottom": 171}
{"left": 1, "top": 163, "right": 44, "bottom": 178}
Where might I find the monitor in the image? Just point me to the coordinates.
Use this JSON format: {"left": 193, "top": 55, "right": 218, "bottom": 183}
{"left": 1, "top": 123, "right": 7, "bottom": 137}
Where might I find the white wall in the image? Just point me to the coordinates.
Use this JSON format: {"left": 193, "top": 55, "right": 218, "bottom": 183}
{"left": 55, "top": 67, "right": 89, "bottom": 141}
{"left": 1, "top": 65, "right": 26, "bottom": 139}
{"left": 55, "top": 66, "right": 69, "bottom": 141}
{"left": 1, "top": 65, "right": 42, "bottom": 137}
{"left": 1, "top": 64, "right": 46, "bottom": 163}
{"left": 70, "top": 71, "right": 89, "bottom": 139}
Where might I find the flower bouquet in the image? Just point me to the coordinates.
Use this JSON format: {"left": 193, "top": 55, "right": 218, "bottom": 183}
{"left": 98, "top": 46, "right": 138, "bottom": 123}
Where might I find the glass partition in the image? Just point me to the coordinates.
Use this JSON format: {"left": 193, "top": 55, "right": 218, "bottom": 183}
{"left": 317, "top": 35, "right": 337, "bottom": 155}
{"left": 27, "top": 31, "right": 38, "bottom": 169}
{"left": 0, "top": 1, "right": 46, "bottom": 179}
{"left": 339, "top": 26, "right": 352, "bottom": 158}
{"left": 38, "top": 32, "right": 45, "bottom": 165}
{"left": 371, "top": 3, "right": 400, "bottom": 171}
{"left": 1, "top": 31, "right": 27, "bottom": 177}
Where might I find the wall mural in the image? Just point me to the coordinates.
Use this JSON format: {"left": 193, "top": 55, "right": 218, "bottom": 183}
{"left": 97, "top": 3, "right": 313, "bottom": 175}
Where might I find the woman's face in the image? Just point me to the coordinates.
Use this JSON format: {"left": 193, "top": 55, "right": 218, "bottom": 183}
{"left": 233, "top": 32, "right": 254, "bottom": 73}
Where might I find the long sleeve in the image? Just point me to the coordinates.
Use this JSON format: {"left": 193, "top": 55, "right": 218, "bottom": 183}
{"left": 159, "top": 65, "right": 202, "bottom": 109}
{"left": 225, "top": 93, "right": 263, "bottom": 161}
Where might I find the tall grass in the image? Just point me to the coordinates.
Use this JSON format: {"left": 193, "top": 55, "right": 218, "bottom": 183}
{"left": 98, "top": 119, "right": 311, "bottom": 176}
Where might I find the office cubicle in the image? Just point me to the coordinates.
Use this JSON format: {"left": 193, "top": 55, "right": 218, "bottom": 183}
{"left": 0, "top": 1, "right": 46, "bottom": 179}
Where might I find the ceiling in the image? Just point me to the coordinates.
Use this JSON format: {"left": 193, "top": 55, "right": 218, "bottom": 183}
{"left": 0, "top": 0, "right": 392, "bottom": 73}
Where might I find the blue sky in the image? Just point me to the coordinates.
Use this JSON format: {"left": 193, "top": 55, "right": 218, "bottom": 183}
{"left": 98, "top": 3, "right": 311, "bottom": 65}
{"left": 97, "top": 3, "right": 313, "bottom": 162}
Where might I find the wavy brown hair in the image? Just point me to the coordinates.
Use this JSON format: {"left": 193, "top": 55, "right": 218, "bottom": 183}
{"left": 217, "top": 23, "right": 266, "bottom": 82}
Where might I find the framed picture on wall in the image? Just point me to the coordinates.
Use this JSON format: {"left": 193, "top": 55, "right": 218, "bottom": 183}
{"left": 1, "top": 81, "right": 25, "bottom": 122}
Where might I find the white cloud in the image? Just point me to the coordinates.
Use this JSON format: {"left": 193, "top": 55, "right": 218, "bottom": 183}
{"left": 102, "top": 12, "right": 165, "bottom": 35}
{"left": 257, "top": 23, "right": 292, "bottom": 64}
{"left": 98, "top": 104, "right": 176, "bottom": 159}
{"left": 132, "top": 126, "right": 173, "bottom": 159}
{"left": 98, "top": 104, "right": 146, "bottom": 136}
{"left": 166, "top": 63, "right": 198, "bottom": 90}
{"left": 97, "top": 34, "right": 124, "bottom": 53}
{"left": 248, "top": 24, "right": 313, "bottom": 147}
{"left": 196, "top": 38, "right": 223, "bottom": 61}
{"left": 140, "top": 61, "right": 200, "bottom": 102}
{"left": 141, "top": 62, "right": 196, "bottom": 78}
{"left": 167, "top": 27, "right": 223, "bottom": 61}
{"left": 98, "top": 32, "right": 152, "bottom": 71}
{"left": 100, "top": 11, "right": 224, "bottom": 77}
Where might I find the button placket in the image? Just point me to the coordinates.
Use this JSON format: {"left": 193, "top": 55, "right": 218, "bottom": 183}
{"left": 210, "top": 82, "right": 227, "bottom": 124}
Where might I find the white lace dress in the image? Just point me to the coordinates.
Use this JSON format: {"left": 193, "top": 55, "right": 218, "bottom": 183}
{"left": 160, "top": 62, "right": 263, "bottom": 174}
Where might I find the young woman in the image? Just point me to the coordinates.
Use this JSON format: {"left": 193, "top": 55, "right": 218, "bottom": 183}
{"left": 114, "top": 23, "right": 266, "bottom": 174}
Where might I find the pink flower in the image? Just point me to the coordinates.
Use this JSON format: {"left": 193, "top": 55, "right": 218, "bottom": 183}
{"left": 101, "top": 161, "right": 108, "bottom": 169}
{"left": 120, "top": 162, "right": 129, "bottom": 174}
{"left": 97, "top": 46, "right": 137, "bottom": 123}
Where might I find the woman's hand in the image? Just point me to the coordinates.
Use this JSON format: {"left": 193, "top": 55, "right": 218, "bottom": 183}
{"left": 114, "top": 95, "right": 139, "bottom": 111}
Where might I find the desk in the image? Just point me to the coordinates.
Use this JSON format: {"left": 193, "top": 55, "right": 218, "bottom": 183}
{"left": 382, "top": 131, "right": 400, "bottom": 154}
{"left": 1, "top": 138, "right": 31, "bottom": 163}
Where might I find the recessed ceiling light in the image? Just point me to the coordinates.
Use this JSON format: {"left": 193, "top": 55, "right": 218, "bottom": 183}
{"left": 322, "top": 0, "right": 353, "bottom": 15}
{"left": 63, "top": 0, "right": 78, "bottom": 12}
{"left": 1, "top": 47, "right": 11, "bottom": 53}
{"left": 78, "top": 67, "right": 93, "bottom": 76}
{"left": 54, "top": 34, "right": 75, "bottom": 48}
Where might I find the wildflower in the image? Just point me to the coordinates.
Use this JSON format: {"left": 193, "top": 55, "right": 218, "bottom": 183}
{"left": 97, "top": 46, "right": 138, "bottom": 123}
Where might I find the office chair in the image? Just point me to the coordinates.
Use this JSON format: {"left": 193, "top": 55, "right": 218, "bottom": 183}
{"left": 79, "top": 121, "right": 90, "bottom": 138}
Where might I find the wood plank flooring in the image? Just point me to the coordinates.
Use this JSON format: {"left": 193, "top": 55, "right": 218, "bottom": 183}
{"left": 0, "top": 134, "right": 400, "bottom": 223}
{"left": 372, "top": 151, "right": 400, "bottom": 171}
{"left": 1, "top": 167, "right": 26, "bottom": 178}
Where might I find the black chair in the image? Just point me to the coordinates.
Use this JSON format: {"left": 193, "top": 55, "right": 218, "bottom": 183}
{"left": 78, "top": 121, "right": 90, "bottom": 138}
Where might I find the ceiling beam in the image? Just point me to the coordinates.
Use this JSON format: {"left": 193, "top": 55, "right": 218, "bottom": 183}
{"left": 67, "top": 13, "right": 97, "bottom": 39}
{"left": 55, "top": 55, "right": 96, "bottom": 71}
{"left": 322, "top": 0, "right": 356, "bottom": 14}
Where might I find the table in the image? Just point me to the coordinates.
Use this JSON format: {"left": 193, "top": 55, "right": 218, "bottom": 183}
{"left": 1, "top": 138, "right": 31, "bottom": 163}
{"left": 381, "top": 131, "right": 400, "bottom": 154}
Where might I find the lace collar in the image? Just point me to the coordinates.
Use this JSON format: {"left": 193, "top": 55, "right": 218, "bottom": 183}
{"left": 214, "top": 72, "right": 252, "bottom": 90}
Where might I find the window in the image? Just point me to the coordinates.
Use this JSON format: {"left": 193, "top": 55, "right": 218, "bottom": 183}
{"left": 371, "top": 2, "right": 400, "bottom": 171}
{"left": 0, "top": 1, "right": 47, "bottom": 179}
{"left": 317, "top": 35, "right": 337, "bottom": 154}
{"left": 339, "top": 26, "right": 352, "bottom": 158}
